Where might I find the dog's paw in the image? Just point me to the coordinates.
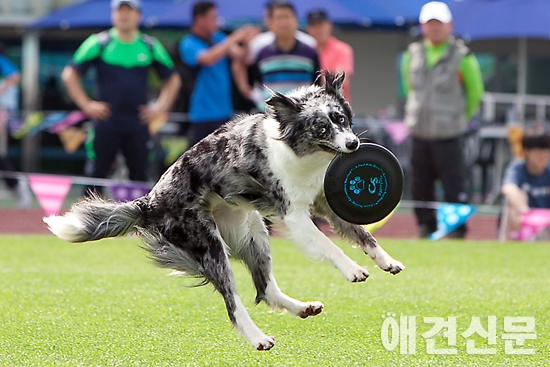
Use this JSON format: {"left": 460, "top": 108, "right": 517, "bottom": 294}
{"left": 380, "top": 259, "right": 405, "bottom": 275}
{"left": 252, "top": 335, "right": 275, "bottom": 351}
{"left": 345, "top": 266, "right": 370, "bottom": 282}
{"left": 297, "top": 301, "right": 324, "bottom": 319}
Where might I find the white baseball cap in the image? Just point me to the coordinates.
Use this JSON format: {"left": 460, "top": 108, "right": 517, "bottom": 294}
{"left": 419, "top": 1, "right": 453, "bottom": 24}
{"left": 111, "top": 0, "right": 141, "bottom": 11}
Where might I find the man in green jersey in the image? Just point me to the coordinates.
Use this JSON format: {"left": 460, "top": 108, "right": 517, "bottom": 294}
{"left": 401, "top": 1, "right": 484, "bottom": 238}
{"left": 62, "top": 0, "right": 181, "bottom": 195}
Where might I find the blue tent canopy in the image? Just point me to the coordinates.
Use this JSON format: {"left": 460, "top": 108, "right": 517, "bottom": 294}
{"left": 28, "top": 0, "right": 176, "bottom": 30}
{"left": 154, "top": 0, "right": 362, "bottom": 28}
{"left": 450, "top": 0, "right": 550, "bottom": 41}
{"left": 29, "top": 0, "right": 440, "bottom": 31}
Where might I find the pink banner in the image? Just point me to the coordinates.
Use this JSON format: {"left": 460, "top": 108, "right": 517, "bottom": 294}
{"left": 28, "top": 174, "right": 72, "bottom": 216}
{"left": 48, "top": 110, "right": 88, "bottom": 134}
{"left": 518, "top": 208, "right": 550, "bottom": 241}
{"left": 384, "top": 121, "right": 409, "bottom": 145}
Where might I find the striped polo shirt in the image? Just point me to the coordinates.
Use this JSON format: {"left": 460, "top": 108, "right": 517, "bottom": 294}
{"left": 252, "top": 39, "right": 319, "bottom": 110}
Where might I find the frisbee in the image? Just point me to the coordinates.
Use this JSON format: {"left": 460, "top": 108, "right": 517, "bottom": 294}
{"left": 324, "top": 142, "right": 404, "bottom": 225}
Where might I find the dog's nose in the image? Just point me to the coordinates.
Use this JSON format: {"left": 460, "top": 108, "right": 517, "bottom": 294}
{"left": 346, "top": 139, "right": 359, "bottom": 151}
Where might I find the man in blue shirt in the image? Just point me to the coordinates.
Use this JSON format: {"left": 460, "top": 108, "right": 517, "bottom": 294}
{"left": 501, "top": 129, "right": 550, "bottom": 234}
{"left": 179, "top": 1, "right": 258, "bottom": 147}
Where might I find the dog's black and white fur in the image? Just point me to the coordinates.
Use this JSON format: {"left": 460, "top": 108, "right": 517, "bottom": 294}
{"left": 44, "top": 71, "right": 404, "bottom": 350}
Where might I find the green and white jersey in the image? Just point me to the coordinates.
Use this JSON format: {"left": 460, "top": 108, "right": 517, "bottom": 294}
{"left": 69, "top": 28, "right": 175, "bottom": 125}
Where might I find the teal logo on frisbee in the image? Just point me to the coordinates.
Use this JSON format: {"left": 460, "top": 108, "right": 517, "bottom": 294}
{"left": 344, "top": 163, "right": 388, "bottom": 208}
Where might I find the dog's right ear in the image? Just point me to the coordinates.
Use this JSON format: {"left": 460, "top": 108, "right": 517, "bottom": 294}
{"left": 265, "top": 88, "right": 301, "bottom": 115}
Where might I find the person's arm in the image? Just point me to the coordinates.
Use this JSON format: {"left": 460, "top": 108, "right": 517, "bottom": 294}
{"left": 62, "top": 34, "right": 111, "bottom": 121}
{"left": 501, "top": 161, "right": 530, "bottom": 213}
{"left": 460, "top": 53, "right": 484, "bottom": 119}
{"left": 139, "top": 38, "right": 182, "bottom": 124}
{"left": 231, "top": 58, "right": 252, "bottom": 100}
{"left": 400, "top": 51, "right": 411, "bottom": 97}
{"left": 138, "top": 72, "right": 181, "bottom": 124}
{"left": 197, "top": 26, "right": 259, "bottom": 66}
{"left": 61, "top": 65, "right": 110, "bottom": 121}
{"left": 502, "top": 183, "right": 530, "bottom": 213}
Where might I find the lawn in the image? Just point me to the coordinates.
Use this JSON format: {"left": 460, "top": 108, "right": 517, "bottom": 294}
{"left": 0, "top": 235, "right": 548, "bottom": 366}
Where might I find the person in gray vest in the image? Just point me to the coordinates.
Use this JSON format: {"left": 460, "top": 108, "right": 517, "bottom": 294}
{"left": 401, "top": 1, "right": 484, "bottom": 238}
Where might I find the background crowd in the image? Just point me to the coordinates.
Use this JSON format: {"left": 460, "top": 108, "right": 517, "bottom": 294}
{"left": 0, "top": 0, "right": 549, "bottom": 241}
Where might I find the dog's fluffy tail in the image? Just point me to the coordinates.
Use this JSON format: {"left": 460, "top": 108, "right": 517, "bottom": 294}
{"left": 43, "top": 194, "right": 146, "bottom": 243}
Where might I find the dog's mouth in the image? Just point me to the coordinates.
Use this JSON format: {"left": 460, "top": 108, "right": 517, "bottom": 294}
{"left": 318, "top": 142, "right": 341, "bottom": 154}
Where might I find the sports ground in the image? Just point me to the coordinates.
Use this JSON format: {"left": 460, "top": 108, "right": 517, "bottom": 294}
{"left": 0, "top": 207, "right": 547, "bottom": 366}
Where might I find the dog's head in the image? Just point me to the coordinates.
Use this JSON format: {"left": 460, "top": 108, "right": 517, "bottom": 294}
{"left": 265, "top": 71, "right": 359, "bottom": 157}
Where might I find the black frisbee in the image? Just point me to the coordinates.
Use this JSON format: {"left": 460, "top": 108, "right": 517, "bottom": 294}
{"left": 324, "top": 143, "right": 404, "bottom": 225}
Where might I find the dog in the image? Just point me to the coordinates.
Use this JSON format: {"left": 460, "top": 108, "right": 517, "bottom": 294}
{"left": 44, "top": 71, "right": 404, "bottom": 351}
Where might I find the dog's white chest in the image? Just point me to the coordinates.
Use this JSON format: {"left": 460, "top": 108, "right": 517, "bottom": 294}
{"left": 267, "top": 141, "right": 331, "bottom": 206}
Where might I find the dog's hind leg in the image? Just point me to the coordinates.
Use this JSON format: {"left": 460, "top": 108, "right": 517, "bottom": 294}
{"left": 231, "top": 211, "right": 323, "bottom": 318}
{"left": 201, "top": 234, "right": 275, "bottom": 351}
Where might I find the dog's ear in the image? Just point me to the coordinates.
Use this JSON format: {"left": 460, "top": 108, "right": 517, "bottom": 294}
{"left": 324, "top": 71, "right": 345, "bottom": 96}
{"left": 265, "top": 88, "right": 301, "bottom": 115}
{"left": 265, "top": 87, "right": 302, "bottom": 141}
{"left": 314, "top": 70, "right": 325, "bottom": 87}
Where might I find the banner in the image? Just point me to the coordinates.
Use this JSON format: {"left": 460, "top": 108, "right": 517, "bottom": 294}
{"left": 518, "top": 208, "right": 550, "bottom": 241}
{"left": 28, "top": 174, "right": 72, "bottom": 216}
{"left": 384, "top": 121, "right": 409, "bottom": 145}
{"left": 429, "top": 203, "right": 475, "bottom": 241}
{"left": 110, "top": 182, "right": 152, "bottom": 202}
{"left": 58, "top": 127, "right": 86, "bottom": 154}
{"left": 49, "top": 110, "right": 88, "bottom": 134}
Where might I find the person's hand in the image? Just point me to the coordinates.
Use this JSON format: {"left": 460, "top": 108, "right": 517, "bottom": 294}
{"left": 83, "top": 100, "right": 111, "bottom": 121}
{"left": 230, "top": 25, "right": 260, "bottom": 44}
{"left": 138, "top": 104, "right": 163, "bottom": 125}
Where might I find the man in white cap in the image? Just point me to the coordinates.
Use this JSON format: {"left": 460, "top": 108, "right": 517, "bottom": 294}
{"left": 400, "top": 1, "right": 484, "bottom": 238}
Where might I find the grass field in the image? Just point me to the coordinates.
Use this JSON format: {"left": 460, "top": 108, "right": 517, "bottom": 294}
{"left": 0, "top": 235, "right": 548, "bottom": 366}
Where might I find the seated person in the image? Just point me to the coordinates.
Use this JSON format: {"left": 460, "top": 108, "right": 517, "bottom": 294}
{"left": 501, "top": 130, "right": 550, "bottom": 238}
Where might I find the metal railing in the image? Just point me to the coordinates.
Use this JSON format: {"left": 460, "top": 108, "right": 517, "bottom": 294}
{"left": 482, "top": 92, "right": 550, "bottom": 123}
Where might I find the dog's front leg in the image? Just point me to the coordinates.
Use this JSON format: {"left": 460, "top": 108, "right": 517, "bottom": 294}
{"left": 281, "top": 211, "right": 369, "bottom": 282}
{"left": 342, "top": 222, "right": 404, "bottom": 275}
{"left": 313, "top": 197, "right": 404, "bottom": 275}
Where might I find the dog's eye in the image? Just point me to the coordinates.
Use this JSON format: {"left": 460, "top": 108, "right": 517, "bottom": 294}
{"left": 319, "top": 127, "right": 327, "bottom": 135}
{"left": 339, "top": 116, "right": 345, "bottom": 124}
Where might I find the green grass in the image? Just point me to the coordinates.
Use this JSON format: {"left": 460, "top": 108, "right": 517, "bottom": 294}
{"left": 0, "top": 235, "right": 548, "bottom": 366}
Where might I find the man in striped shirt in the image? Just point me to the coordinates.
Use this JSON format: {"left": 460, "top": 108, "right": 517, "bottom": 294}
{"left": 249, "top": 1, "right": 320, "bottom": 111}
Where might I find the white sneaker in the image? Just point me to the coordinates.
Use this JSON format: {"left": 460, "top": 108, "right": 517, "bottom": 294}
{"left": 15, "top": 180, "right": 32, "bottom": 209}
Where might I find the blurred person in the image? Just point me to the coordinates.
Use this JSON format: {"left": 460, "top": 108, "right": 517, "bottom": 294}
{"left": 179, "top": 1, "right": 259, "bottom": 147}
{"left": 501, "top": 129, "right": 550, "bottom": 237}
{"left": 306, "top": 9, "right": 353, "bottom": 101}
{"left": 248, "top": 1, "right": 320, "bottom": 111}
{"left": 62, "top": 0, "right": 180, "bottom": 196}
{"left": 401, "top": 1, "right": 484, "bottom": 238}
{"left": 232, "top": 1, "right": 316, "bottom": 104}
{"left": 0, "top": 42, "right": 31, "bottom": 208}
